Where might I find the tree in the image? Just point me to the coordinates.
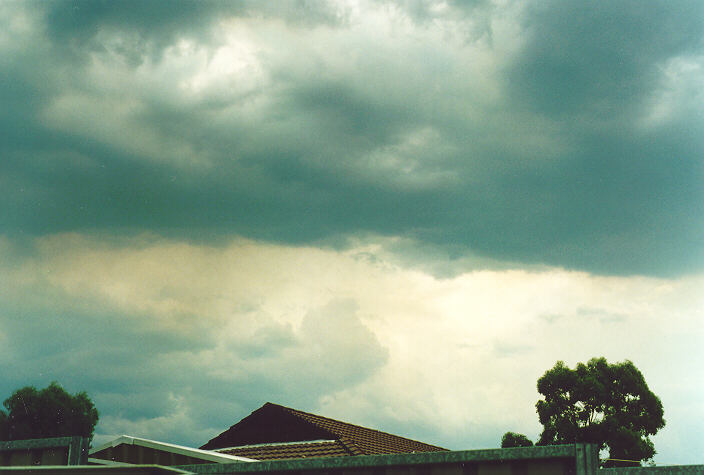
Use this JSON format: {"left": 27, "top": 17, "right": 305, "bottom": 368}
{"left": 0, "top": 382, "right": 99, "bottom": 443}
{"left": 501, "top": 431, "right": 534, "bottom": 448}
{"left": 536, "top": 357, "right": 664, "bottom": 467}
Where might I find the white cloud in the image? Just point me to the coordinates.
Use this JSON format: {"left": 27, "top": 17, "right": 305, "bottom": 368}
{"left": 640, "top": 55, "right": 704, "bottom": 129}
{"left": 0, "top": 2, "right": 37, "bottom": 52}
{"left": 35, "top": 0, "right": 555, "bottom": 185}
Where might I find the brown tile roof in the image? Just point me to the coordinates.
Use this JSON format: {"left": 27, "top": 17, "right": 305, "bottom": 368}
{"left": 218, "top": 440, "right": 352, "bottom": 460}
{"left": 201, "top": 402, "right": 447, "bottom": 457}
{"left": 267, "top": 403, "right": 447, "bottom": 456}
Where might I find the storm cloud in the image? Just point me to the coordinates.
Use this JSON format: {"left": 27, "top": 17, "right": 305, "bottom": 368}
{"left": 1, "top": 0, "right": 703, "bottom": 466}
{"left": 2, "top": 0, "right": 702, "bottom": 276}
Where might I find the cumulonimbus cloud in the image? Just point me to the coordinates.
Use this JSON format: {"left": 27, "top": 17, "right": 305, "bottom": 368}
{"left": 1, "top": 0, "right": 702, "bottom": 276}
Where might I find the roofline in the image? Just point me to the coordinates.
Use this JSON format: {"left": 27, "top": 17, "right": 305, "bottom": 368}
{"left": 0, "top": 465, "right": 192, "bottom": 474}
{"left": 90, "top": 435, "right": 257, "bottom": 464}
{"left": 87, "top": 458, "right": 135, "bottom": 466}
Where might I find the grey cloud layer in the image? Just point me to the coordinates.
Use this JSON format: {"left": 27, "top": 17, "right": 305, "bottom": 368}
{"left": 2, "top": 0, "right": 703, "bottom": 276}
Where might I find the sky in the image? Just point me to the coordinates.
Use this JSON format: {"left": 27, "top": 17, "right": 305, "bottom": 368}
{"left": 0, "top": 0, "right": 702, "bottom": 465}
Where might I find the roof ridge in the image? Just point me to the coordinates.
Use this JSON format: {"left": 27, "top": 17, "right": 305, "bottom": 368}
{"left": 215, "top": 440, "right": 337, "bottom": 451}
{"left": 263, "top": 402, "right": 342, "bottom": 440}
{"left": 336, "top": 436, "right": 364, "bottom": 456}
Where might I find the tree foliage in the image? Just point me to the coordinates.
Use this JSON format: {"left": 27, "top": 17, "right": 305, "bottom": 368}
{"left": 0, "top": 382, "right": 99, "bottom": 443}
{"left": 536, "top": 357, "right": 664, "bottom": 466}
{"left": 501, "top": 431, "right": 534, "bottom": 448}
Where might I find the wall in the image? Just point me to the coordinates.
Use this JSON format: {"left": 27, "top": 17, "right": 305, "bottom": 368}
{"left": 178, "top": 444, "right": 600, "bottom": 475}
{"left": 0, "top": 438, "right": 88, "bottom": 466}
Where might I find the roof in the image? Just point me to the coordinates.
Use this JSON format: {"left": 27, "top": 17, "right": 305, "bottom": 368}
{"left": 90, "top": 436, "right": 255, "bottom": 465}
{"left": 216, "top": 440, "right": 351, "bottom": 460}
{"left": 200, "top": 403, "right": 447, "bottom": 458}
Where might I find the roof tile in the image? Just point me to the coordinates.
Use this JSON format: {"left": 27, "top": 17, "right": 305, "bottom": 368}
{"left": 218, "top": 441, "right": 351, "bottom": 460}
{"left": 273, "top": 403, "right": 447, "bottom": 455}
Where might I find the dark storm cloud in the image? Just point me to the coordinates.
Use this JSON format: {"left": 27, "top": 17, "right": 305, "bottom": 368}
{"left": 492, "top": 0, "right": 704, "bottom": 274}
{"left": 42, "top": 0, "right": 346, "bottom": 59}
{"left": 1, "top": 0, "right": 703, "bottom": 276}
{"left": 509, "top": 0, "right": 704, "bottom": 115}
{"left": 433, "top": 131, "right": 704, "bottom": 275}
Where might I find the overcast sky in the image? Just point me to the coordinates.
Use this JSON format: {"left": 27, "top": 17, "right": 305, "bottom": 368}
{"left": 1, "top": 0, "right": 703, "bottom": 465}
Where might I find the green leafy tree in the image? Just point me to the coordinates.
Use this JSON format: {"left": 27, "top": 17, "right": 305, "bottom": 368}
{"left": 501, "top": 431, "right": 534, "bottom": 448}
{"left": 536, "top": 357, "right": 664, "bottom": 467}
{"left": 0, "top": 382, "right": 99, "bottom": 443}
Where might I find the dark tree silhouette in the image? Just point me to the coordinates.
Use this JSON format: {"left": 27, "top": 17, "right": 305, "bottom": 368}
{"left": 536, "top": 357, "right": 664, "bottom": 467}
{"left": 0, "top": 382, "right": 99, "bottom": 443}
{"left": 501, "top": 431, "right": 534, "bottom": 448}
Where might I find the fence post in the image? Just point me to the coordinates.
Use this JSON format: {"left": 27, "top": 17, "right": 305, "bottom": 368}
{"left": 67, "top": 436, "right": 89, "bottom": 465}
{"left": 575, "top": 443, "right": 599, "bottom": 475}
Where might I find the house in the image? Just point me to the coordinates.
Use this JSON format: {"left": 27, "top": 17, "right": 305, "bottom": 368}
{"left": 200, "top": 402, "right": 448, "bottom": 460}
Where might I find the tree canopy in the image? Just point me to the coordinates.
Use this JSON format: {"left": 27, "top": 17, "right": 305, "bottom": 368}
{"left": 501, "top": 431, "right": 534, "bottom": 448}
{"left": 0, "top": 382, "right": 99, "bottom": 443}
{"left": 536, "top": 357, "right": 664, "bottom": 466}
